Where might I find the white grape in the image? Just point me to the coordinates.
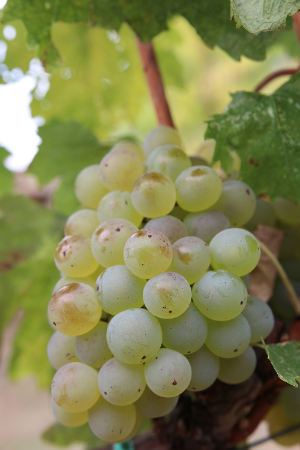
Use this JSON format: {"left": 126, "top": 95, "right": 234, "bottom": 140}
{"left": 218, "top": 346, "right": 257, "bottom": 384}
{"left": 186, "top": 345, "right": 220, "bottom": 392}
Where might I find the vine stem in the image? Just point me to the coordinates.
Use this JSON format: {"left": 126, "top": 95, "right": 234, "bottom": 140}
{"left": 135, "top": 37, "right": 175, "bottom": 127}
{"left": 256, "top": 238, "right": 300, "bottom": 315}
{"left": 254, "top": 67, "right": 299, "bottom": 92}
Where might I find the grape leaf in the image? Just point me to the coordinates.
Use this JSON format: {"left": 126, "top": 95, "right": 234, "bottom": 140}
{"left": 29, "top": 121, "right": 110, "bottom": 215}
{"left": 205, "top": 72, "right": 300, "bottom": 203}
{"left": 42, "top": 423, "right": 105, "bottom": 449}
{"left": 231, "top": 0, "right": 300, "bottom": 34}
{"left": 2, "top": 0, "right": 275, "bottom": 68}
{"left": 262, "top": 340, "right": 300, "bottom": 387}
{"left": 0, "top": 148, "right": 13, "bottom": 197}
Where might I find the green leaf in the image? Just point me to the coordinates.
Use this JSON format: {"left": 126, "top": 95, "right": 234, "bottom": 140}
{"left": 0, "top": 195, "right": 64, "bottom": 272}
{"left": 29, "top": 121, "right": 110, "bottom": 215}
{"left": 262, "top": 339, "right": 300, "bottom": 387}
{"left": 42, "top": 422, "right": 106, "bottom": 449}
{"left": 2, "top": 0, "right": 276, "bottom": 66}
{"left": 0, "top": 148, "right": 13, "bottom": 197}
{"left": 205, "top": 72, "right": 300, "bottom": 203}
{"left": 231, "top": 0, "right": 300, "bottom": 34}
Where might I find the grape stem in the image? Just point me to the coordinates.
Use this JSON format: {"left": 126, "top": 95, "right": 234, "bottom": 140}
{"left": 135, "top": 37, "right": 175, "bottom": 127}
{"left": 256, "top": 238, "right": 300, "bottom": 315}
{"left": 254, "top": 67, "right": 300, "bottom": 92}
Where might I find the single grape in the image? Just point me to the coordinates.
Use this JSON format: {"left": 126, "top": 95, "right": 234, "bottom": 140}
{"left": 47, "top": 332, "right": 79, "bottom": 370}
{"left": 242, "top": 296, "right": 274, "bottom": 344}
{"left": 279, "top": 385, "right": 300, "bottom": 421}
{"left": 269, "top": 282, "right": 299, "bottom": 322}
{"left": 64, "top": 209, "right": 99, "bottom": 237}
{"left": 88, "top": 397, "right": 136, "bottom": 443}
{"left": 205, "top": 315, "right": 251, "bottom": 358}
{"left": 135, "top": 385, "right": 179, "bottom": 418}
{"left": 75, "top": 165, "right": 109, "bottom": 209}
{"left": 218, "top": 346, "right": 257, "bottom": 384}
{"left": 192, "top": 270, "right": 247, "bottom": 321}
{"left": 95, "top": 265, "right": 145, "bottom": 315}
{"left": 175, "top": 166, "right": 222, "bottom": 212}
{"left": 143, "top": 271, "right": 191, "bottom": 319}
{"left": 273, "top": 198, "right": 300, "bottom": 225}
{"left": 244, "top": 198, "right": 276, "bottom": 231}
{"left": 97, "top": 191, "right": 143, "bottom": 227}
{"left": 124, "top": 229, "right": 173, "bottom": 279}
{"left": 98, "top": 358, "right": 146, "bottom": 406}
{"left": 183, "top": 210, "right": 230, "bottom": 244}
{"left": 50, "top": 397, "right": 88, "bottom": 427}
{"left": 266, "top": 404, "right": 300, "bottom": 446}
{"left": 52, "top": 275, "right": 95, "bottom": 294}
{"left": 186, "top": 345, "right": 220, "bottom": 392}
{"left": 48, "top": 283, "right": 102, "bottom": 336}
{"left": 106, "top": 308, "right": 162, "bottom": 364}
{"left": 168, "top": 236, "right": 211, "bottom": 284}
{"left": 209, "top": 228, "right": 261, "bottom": 277}
{"left": 147, "top": 145, "right": 191, "bottom": 182}
{"left": 54, "top": 235, "right": 99, "bottom": 278}
{"left": 75, "top": 321, "right": 113, "bottom": 368}
{"left": 144, "top": 216, "right": 187, "bottom": 244}
{"left": 212, "top": 180, "right": 256, "bottom": 227}
{"left": 51, "top": 362, "right": 100, "bottom": 412}
{"left": 99, "top": 149, "right": 144, "bottom": 192}
{"left": 110, "top": 140, "right": 146, "bottom": 161}
{"left": 131, "top": 172, "right": 176, "bottom": 218}
{"left": 91, "top": 219, "right": 138, "bottom": 268}
{"left": 159, "top": 303, "right": 207, "bottom": 354}
{"left": 143, "top": 126, "right": 183, "bottom": 158}
{"left": 144, "top": 348, "right": 191, "bottom": 398}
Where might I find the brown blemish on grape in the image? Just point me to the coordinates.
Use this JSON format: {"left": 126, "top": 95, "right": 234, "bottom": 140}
{"left": 177, "top": 250, "right": 192, "bottom": 264}
{"left": 191, "top": 168, "right": 207, "bottom": 177}
{"left": 95, "top": 226, "right": 105, "bottom": 236}
{"left": 172, "top": 380, "right": 177, "bottom": 385}
{"left": 104, "top": 392, "right": 107, "bottom": 395}
{"left": 234, "top": 349, "right": 238, "bottom": 353}
{"left": 141, "top": 355, "right": 146, "bottom": 360}
{"left": 169, "top": 311, "right": 172, "bottom": 313}
{"left": 53, "top": 322, "right": 56, "bottom": 326}
{"left": 240, "top": 301, "right": 244, "bottom": 305}
{"left": 116, "top": 228, "right": 121, "bottom": 232}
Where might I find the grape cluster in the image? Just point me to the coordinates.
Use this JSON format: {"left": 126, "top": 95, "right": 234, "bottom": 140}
{"left": 47, "top": 126, "right": 275, "bottom": 444}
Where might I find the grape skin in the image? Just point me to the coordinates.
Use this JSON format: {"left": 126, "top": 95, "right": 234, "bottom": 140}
{"left": 47, "top": 332, "right": 79, "bottom": 370}
{"left": 135, "top": 385, "right": 179, "bottom": 418}
{"left": 186, "top": 345, "right": 220, "bottom": 392}
{"left": 74, "top": 165, "right": 109, "bottom": 209}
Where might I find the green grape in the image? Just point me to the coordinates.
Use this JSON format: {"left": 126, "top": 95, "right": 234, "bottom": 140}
{"left": 192, "top": 270, "right": 247, "bottom": 321}
{"left": 88, "top": 397, "right": 136, "bottom": 443}
{"left": 98, "top": 358, "right": 146, "bottom": 406}
{"left": 269, "top": 282, "right": 299, "bottom": 322}
{"left": 95, "top": 265, "right": 145, "bottom": 315}
{"left": 75, "top": 165, "right": 109, "bottom": 209}
{"left": 218, "top": 346, "right": 256, "bottom": 384}
{"left": 242, "top": 296, "right": 274, "bottom": 344}
{"left": 279, "top": 385, "right": 300, "bottom": 421}
{"left": 183, "top": 210, "right": 230, "bottom": 244}
{"left": 110, "top": 140, "right": 146, "bottom": 161}
{"left": 51, "top": 362, "right": 100, "bottom": 412}
{"left": 168, "top": 236, "right": 211, "bottom": 284}
{"left": 144, "top": 348, "right": 191, "bottom": 398}
{"left": 175, "top": 166, "right": 222, "bottom": 212}
{"left": 54, "top": 235, "right": 99, "bottom": 278}
{"left": 47, "top": 331, "right": 79, "bottom": 370}
{"left": 124, "top": 229, "right": 173, "bottom": 279}
{"left": 64, "top": 209, "right": 100, "bottom": 238}
{"left": 97, "top": 191, "right": 143, "bottom": 227}
{"left": 209, "top": 228, "right": 261, "bottom": 277}
{"left": 106, "top": 308, "right": 162, "bottom": 364}
{"left": 266, "top": 404, "right": 300, "bottom": 446}
{"left": 48, "top": 283, "right": 102, "bottom": 336}
{"left": 159, "top": 303, "right": 207, "bottom": 354}
{"left": 212, "top": 180, "right": 256, "bottom": 227}
{"left": 273, "top": 198, "right": 300, "bottom": 225}
{"left": 168, "top": 204, "right": 189, "bottom": 221}
{"left": 91, "top": 219, "right": 138, "bottom": 268}
{"left": 143, "top": 126, "right": 183, "bottom": 158}
{"left": 118, "top": 410, "right": 143, "bottom": 443}
{"left": 143, "top": 271, "right": 191, "bottom": 319}
{"left": 50, "top": 397, "right": 88, "bottom": 427}
{"left": 131, "top": 172, "right": 176, "bottom": 218}
{"left": 144, "top": 216, "right": 187, "bottom": 244}
{"left": 244, "top": 198, "right": 276, "bottom": 231}
{"left": 135, "top": 385, "right": 179, "bottom": 418}
{"left": 147, "top": 145, "right": 191, "bottom": 182}
{"left": 205, "top": 315, "right": 251, "bottom": 358}
{"left": 75, "top": 321, "right": 113, "bottom": 368}
{"left": 186, "top": 345, "right": 220, "bottom": 392}
{"left": 52, "top": 275, "right": 95, "bottom": 294}
{"left": 99, "top": 149, "right": 144, "bottom": 192}
{"left": 189, "top": 155, "right": 209, "bottom": 166}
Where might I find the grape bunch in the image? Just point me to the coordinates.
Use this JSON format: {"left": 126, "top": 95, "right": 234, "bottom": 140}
{"left": 47, "top": 126, "right": 275, "bottom": 444}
